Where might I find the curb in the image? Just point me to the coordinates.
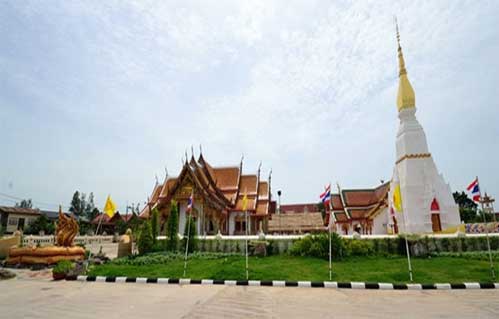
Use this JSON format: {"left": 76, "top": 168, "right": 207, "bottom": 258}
{"left": 65, "top": 276, "right": 499, "bottom": 290}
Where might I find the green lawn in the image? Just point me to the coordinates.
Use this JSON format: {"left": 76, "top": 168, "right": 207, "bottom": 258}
{"left": 88, "top": 255, "right": 497, "bottom": 283}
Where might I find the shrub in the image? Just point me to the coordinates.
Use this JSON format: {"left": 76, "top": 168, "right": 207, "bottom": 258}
{"left": 489, "top": 236, "right": 499, "bottom": 250}
{"left": 344, "top": 239, "right": 374, "bottom": 256}
{"left": 53, "top": 260, "right": 74, "bottom": 274}
{"left": 182, "top": 215, "right": 198, "bottom": 253}
{"left": 440, "top": 238, "right": 451, "bottom": 252}
{"left": 290, "top": 233, "right": 344, "bottom": 260}
{"left": 111, "top": 251, "right": 241, "bottom": 266}
{"left": 138, "top": 221, "right": 154, "bottom": 255}
{"left": 166, "top": 202, "right": 179, "bottom": 252}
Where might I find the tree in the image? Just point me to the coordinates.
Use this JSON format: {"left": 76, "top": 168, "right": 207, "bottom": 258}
{"left": 137, "top": 221, "right": 154, "bottom": 255}
{"left": 453, "top": 191, "right": 478, "bottom": 210}
{"left": 453, "top": 191, "right": 480, "bottom": 223}
{"left": 166, "top": 201, "right": 179, "bottom": 251}
{"left": 80, "top": 193, "right": 87, "bottom": 216}
{"left": 85, "top": 192, "right": 96, "bottom": 220}
{"left": 182, "top": 215, "right": 198, "bottom": 253}
{"left": 15, "top": 199, "right": 33, "bottom": 208}
{"left": 24, "top": 215, "right": 55, "bottom": 235}
{"left": 151, "top": 207, "right": 159, "bottom": 244}
{"left": 115, "top": 219, "right": 128, "bottom": 235}
{"left": 69, "top": 191, "right": 83, "bottom": 216}
{"left": 460, "top": 208, "right": 478, "bottom": 223}
{"left": 88, "top": 207, "right": 100, "bottom": 221}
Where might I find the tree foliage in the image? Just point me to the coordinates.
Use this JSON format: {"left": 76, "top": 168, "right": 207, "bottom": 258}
{"left": 451, "top": 191, "right": 494, "bottom": 223}
{"left": 69, "top": 191, "right": 98, "bottom": 220}
{"left": 84, "top": 192, "right": 96, "bottom": 220}
{"left": 453, "top": 191, "right": 478, "bottom": 210}
{"left": 69, "top": 191, "right": 83, "bottom": 217}
{"left": 138, "top": 221, "right": 154, "bottom": 255}
{"left": 24, "top": 215, "right": 55, "bottom": 235}
{"left": 166, "top": 201, "right": 179, "bottom": 251}
{"left": 15, "top": 199, "right": 33, "bottom": 208}
{"left": 151, "top": 207, "right": 159, "bottom": 244}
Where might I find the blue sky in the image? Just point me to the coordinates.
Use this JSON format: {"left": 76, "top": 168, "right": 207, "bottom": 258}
{"left": 1, "top": 1, "right": 498, "bottom": 212}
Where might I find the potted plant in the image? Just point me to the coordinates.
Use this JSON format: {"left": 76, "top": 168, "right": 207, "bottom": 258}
{"left": 52, "top": 260, "right": 74, "bottom": 280}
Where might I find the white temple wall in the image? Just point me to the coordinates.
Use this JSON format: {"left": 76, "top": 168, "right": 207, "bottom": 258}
{"left": 372, "top": 208, "right": 388, "bottom": 234}
{"left": 178, "top": 203, "right": 203, "bottom": 236}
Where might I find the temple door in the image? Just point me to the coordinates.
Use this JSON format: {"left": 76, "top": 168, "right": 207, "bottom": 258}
{"left": 430, "top": 198, "right": 441, "bottom": 232}
{"left": 431, "top": 214, "right": 441, "bottom": 232}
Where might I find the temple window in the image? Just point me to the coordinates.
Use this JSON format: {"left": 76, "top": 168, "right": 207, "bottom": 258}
{"left": 235, "top": 220, "right": 246, "bottom": 232}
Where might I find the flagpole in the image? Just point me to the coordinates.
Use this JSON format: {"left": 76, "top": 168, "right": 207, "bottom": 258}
{"left": 401, "top": 210, "right": 413, "bottom": 282}
{"left": 245, "top": 208, "right": 249, "bottom": 280}
{"left": 477, "top": 176, "right": 496, "bottom": 280}
{"left": 183, "top": 191, "right": 193, "bottom": 278}
{"left": 328, "top": 183, "right": 333, "bottom": 281}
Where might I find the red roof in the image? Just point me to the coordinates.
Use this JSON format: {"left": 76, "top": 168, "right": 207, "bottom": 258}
{"left": 142, "top": 153, "right": 271, "bottom": 217}
{"left": 91, "top": 213, "right": 121, "bottom": 225}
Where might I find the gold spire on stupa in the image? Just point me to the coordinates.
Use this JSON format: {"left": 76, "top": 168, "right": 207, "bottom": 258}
{"left": 395, "top": 20, "right": 415, "bottom": 111}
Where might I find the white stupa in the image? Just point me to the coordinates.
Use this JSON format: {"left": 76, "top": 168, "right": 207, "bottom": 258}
{"left": 388, "top": 25, "right": 461, "bottom": 233}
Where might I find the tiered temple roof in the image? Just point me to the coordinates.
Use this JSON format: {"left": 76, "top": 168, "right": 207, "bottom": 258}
{"left": 140, "top": 154, "right": 271, "bottom": 218}
{"left": 331, "top": 182, "right": 390, "bottom": 223}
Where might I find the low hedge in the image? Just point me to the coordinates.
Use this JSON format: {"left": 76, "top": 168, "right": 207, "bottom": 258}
{"left": 111, "top": 251, "right": 241, "bottom": 266}
{"left": 289, "top": 235, "right": 499, "bottom": 259}
{"left": 142, "top": 235, "right": 499, "bottom": 258}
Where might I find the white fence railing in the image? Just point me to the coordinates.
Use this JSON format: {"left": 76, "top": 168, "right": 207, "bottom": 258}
{"left": 157, "top": 232, "right": 499, "bottom": 241}
{"left": 22, "top": 235, "right": 115, "bottom": 247}
{"left": 21, "top": 232, "right": 499, "bottom": 247}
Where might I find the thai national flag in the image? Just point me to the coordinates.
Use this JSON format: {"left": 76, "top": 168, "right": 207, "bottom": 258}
{"left": 466, "top": 178, "right": 481, "bottom": 202}
{"left": 320, "top": 184, "right": 331, "bottom": 207}
{"left": 187, "top": 191, "right": 194, "bottom": 212}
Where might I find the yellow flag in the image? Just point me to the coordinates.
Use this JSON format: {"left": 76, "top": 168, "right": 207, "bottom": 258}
{"left": 393, "top": 183, "right": 403, "bottom": 213}
{"left": 242, "top": 190, "right": 248, "bottom": 211}
{"left": 103, "top": 195, "right": 117, "bottom": 218}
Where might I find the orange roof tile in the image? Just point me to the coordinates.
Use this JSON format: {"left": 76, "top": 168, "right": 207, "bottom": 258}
{"left": 234, "top": 196, "right": 256, "bottom": 211}
{"left": 160, "top": 178, "right": 177, "bottom": 198}
{"left": 342, "top": 191, "right": 376, "bottom": 207}
{"left": 212, "top": 167, "right": 240, "bottom": 190}
{"left": 348, "top": 209, "right": 371, "bottom": 219}
{"left": 239, "top": 175, "right": 257, "bottom": 194}
{"left": 331, "top": 194, "right": 344, "bottom": 210}
{"left": 334, "top": 212, "right": 349, "bottom": 222}
{"left": 258, "top": 181, "right": 269, "bottom": 198}
{"left": 255, "top": 201, "right": 269, "bottom": 215}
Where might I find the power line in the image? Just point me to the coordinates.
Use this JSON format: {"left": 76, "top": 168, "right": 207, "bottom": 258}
{"left": 0, "top": 191, "right": 138, "bottom": 213}
{"left": 0, "top": 192, "right": 69, "bottom": 210}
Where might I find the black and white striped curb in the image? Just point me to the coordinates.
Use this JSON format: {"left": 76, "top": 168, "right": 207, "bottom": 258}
{"left": 66, "top": 276, "right": 499, "bottom": 290}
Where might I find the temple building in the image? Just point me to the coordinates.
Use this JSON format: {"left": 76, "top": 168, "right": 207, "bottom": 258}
{"left": 331, "top": 182, "right": 390, "bottom": 235}
{"left": 387, "top": 25, "right": 460, "bottom": 233}
{"left": 140, "top": 153, "right": 272, "bottom": 235}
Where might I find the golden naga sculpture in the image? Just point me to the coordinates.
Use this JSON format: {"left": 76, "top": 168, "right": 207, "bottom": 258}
{"left": 56, "top": 208, "right": 79, "bottom": 247}
{"left": 6, "top": 206, "right": 85, "bottom": 265}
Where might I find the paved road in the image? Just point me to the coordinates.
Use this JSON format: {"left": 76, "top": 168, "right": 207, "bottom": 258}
{"left": 1, "top": 279, "right": 499, "bottom": 318}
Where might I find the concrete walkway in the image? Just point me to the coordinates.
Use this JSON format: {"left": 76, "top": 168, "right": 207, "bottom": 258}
{"left": 1, "top": 278, "right": 499, "bottom": 318}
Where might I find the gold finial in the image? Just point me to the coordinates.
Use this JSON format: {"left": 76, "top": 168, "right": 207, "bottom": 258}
{"left": 394, "top": 18, "right": 415, "bottom": 111}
